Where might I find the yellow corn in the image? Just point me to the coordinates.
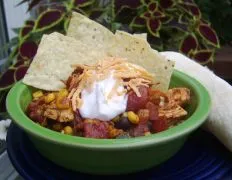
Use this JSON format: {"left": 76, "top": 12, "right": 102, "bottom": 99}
{"left": 63, "top": 126, "right": 73, "bottom": 135}
{"left": 32, "top": 90, "right": 43, "bottom": 99}
{"left": 56, "top": 96, "right": 70, "bottom": 109}
{"left": 45, "top": 93, "right": 56, "bottom": 103}
{"left": 58, "top": 89, "right": 68, "bottom": 97}
{"left": 127, "top": 111, "right": 139, "bottom": 124}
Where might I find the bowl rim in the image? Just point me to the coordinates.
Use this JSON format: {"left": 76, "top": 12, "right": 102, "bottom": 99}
{"left": 6, "top": 70, "right": 211, "bottom": 150}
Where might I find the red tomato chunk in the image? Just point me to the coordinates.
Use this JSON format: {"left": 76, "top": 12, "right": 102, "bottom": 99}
{"left": 127, "top": 86, "right": 149, "bottom": 112}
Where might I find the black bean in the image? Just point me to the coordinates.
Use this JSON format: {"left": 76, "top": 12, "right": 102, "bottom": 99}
{"left": 115, "top": 117, "right": 132, "bottom": 131}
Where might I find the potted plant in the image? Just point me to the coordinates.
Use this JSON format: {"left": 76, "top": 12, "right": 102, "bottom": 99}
{"left": 0, "top": 0, "right": 220, "bottom": 117}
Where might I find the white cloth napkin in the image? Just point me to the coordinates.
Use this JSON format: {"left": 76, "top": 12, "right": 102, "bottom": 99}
{"left": 161, "top": 51, "right": 232, "bottom": 151}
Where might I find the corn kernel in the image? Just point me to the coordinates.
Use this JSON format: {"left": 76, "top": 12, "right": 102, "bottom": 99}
{"left": 45, "top": 93, "right": 56, "bottom": 103}
{"left": 58, "top": 89, "right": 68, "bottom": 97}
{"left": 63, "top": 126, "right": 73, "bottom": 135}
{"left": 33, "top": 90, "right": 43, "bottom": 99}
{"left": 56, "top": 96, "right": 70, "bottom": 109}
{"left": 127, "top": 111, "right": 139, "bottom": 124}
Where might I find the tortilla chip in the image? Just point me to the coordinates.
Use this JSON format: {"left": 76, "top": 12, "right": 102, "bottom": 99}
{"left": 24, "top": 12, "right": 174, "bottom": 92}
{"left": 67, "top": 12, "right": 115, "bottom": 51}
{"left": 23, "top": 32, "right": 106, "bottom": 91}
{"left": 108, "top": 30, "right": 175, "bottom": 91}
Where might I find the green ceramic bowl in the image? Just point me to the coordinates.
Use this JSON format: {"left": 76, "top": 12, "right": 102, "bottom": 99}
{"left": 6, "top": 70, "right": 211, "bottom": 175}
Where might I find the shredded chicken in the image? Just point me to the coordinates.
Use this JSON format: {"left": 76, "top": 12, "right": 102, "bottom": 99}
{"left": 167, "top": 88, "right": 190, "bottom": 106}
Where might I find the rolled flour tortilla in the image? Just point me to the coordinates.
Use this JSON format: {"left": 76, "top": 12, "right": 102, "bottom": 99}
{"left": 161, "top": 51, "right": 232, "bottom": 151}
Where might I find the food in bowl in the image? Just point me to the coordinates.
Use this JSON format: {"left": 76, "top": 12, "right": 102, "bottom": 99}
{"left": 26, "top": 58, "right": 191, "bottom": 139}
{"left": 6, "top": 11, "right": 211, "bottom": 174}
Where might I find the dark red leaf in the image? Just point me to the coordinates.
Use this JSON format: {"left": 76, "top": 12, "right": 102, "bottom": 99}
{"left": 15, "top": 65, "right": 29, "bottom": 81}
{"left": 193, "top": 50, "right": 214, "bottom": 64}
{"left": 0, "top": 69, "right": 15, "bottom": 89}
{"left": 25, "top": 20, "right": 35, "bottom": 27}
{"left": 198, "top": 24, "right": 220, "bottom": 48}
{"left": 114, "top": 0, "right": 141, "bottom": 13}
{"left": 160, "top": 0, "right": 174, "bottom": 9}
{"left": 180, "top": 34, "right": 198, "bottom": 55}
{"left": 147, "top": 18, "right": 161, "bottom": 37}
{"left": 130, "top": 16, "right": 146, "bottom": 28}
{"left": 152, "top": 11, "right": 165, "bottom": 18}
{"left": 141, "top": 11, "right": 152, "bottom": 19}
{"left": 35, "top": 10, "right": 63, "bottom": 30}
{"left": 73, "top": 0, "right": 95, "bottom": 7}
{"left": 179, "top": 3, "right": 201, "bottom": 18}
{"left": 19, "top": 41, "right": 38, "bottom": 59}
{"left": 20, "top": 26, "right": 33, "bottom": 38}
{"left": 148, "top": 2, "right": 158, "bottom": 12}
{"left": 27, "top": 0, "right": 41, "bottom": 12}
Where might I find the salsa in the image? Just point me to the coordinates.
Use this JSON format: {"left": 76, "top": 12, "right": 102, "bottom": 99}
{"left": 27, "top": 85, "right": 190, "bottom": 139}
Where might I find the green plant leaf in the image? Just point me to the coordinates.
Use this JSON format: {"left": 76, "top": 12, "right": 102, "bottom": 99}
{"left": 114, "top": 0, "right": 141, "bottom": 14}
{"left": 115, "top": 6, "right": 138, "bottom": 24}
{"left": 72, "top": 0, "right": 95, "bottom": 8}
{"left": 163, "top": 18, "right": 188, "bottom": 32}
{"left": 160, "top": 15, "right": 173, "bottom": 24}
{"left": 34, "top": 9, "right": 65, "bottom": 32}
{"left": 197, "top": 24, "right": 220, "bottom": 48}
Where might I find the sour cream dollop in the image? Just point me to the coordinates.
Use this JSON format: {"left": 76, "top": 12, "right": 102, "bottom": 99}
{"left": 79, "top": 73, "right": 128, "bottom": 121}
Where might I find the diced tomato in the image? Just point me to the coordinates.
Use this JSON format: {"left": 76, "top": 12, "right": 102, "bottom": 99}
{"left": 146, "top": 102, "right": 159, "bottom": 121}
{"left": 137, "top": 109, "right": 149, "bottom": 123}
{"left": 152, "top": 116, "right": 168, "bottom": 133}
{"left": 129, "top": 123, "right": 149, "bottom": 137}
{"left": 126, "top": 86, "right": 149, "bottom": 112}
{"left": 84, "top": 120, "right": 109, "bottom": 139}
